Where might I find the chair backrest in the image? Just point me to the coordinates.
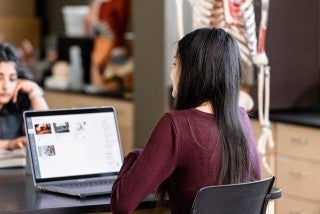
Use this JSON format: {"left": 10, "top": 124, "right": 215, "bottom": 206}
{"left": 190, "top": 176, "right": 275, "bottom": 214}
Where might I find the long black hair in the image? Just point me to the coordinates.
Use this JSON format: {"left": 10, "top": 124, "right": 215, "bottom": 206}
{"left": 157, "top": 27, "right": 250, "bottom": 206}
{"left": 175, "top": 27, "right": 250, "bottom": 183}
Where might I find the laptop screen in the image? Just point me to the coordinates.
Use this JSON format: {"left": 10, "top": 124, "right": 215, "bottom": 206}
{"left": 24, "top": 107, "right": 123, "bottom": 182}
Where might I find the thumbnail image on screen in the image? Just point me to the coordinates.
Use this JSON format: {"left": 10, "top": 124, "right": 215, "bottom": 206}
{"left": 53, "top": 122, "right": 70, "bottom": 133}
{"left": 35, "top": 123, "right": 52, "bottom": 135}
{"left": 38, "top": 145, "right": 56, "bottom": 157}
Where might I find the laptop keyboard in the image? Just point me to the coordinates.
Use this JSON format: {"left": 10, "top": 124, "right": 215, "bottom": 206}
{"left": 56, "top": 179, "right": 115, "bottom": 189}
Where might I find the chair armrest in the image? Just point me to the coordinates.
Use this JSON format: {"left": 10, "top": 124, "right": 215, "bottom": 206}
{"left": 270, "top": 187, "right": 281, "bottom": 200}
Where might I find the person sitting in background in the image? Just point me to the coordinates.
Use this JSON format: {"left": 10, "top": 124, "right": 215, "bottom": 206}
{"left": 0, "top": 43, "right": 48, "bottom": 150}
{"left": 110, "top": 28, "right": 261, "bottom": 213}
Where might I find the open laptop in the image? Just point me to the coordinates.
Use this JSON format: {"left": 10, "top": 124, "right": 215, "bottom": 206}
{"left": 23, "top": 106, "right": 124, "bottom": 198}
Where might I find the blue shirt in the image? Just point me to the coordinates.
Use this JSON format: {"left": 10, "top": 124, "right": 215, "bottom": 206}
{"left": 0, "top": 93, "right": 31, "bottom": 139}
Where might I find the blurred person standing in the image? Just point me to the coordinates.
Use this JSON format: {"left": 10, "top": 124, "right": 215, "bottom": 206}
{"left": 85, "top": 0, "right": 130, "bottom": 91}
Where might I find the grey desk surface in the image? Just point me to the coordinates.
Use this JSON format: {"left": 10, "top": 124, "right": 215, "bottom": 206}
{"left": 0, "top": 168, "right": 156, "bottom": 214}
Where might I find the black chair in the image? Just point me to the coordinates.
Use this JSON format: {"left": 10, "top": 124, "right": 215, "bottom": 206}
{"left": 190, "top": 176, "right": 281, "bottom": 214}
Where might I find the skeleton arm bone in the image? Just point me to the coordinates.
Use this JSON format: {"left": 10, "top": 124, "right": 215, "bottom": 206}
{"left": 175, "top": 0, "right": 185, "bottom": 39}
{"left": 257, "top": 65, "right": 274, "bottom": 175}
{"left": 255, "top": 0, "right": 272, "bottom": 153}
{"left": 255, "top": 0, "right": 270, "bottom": 65}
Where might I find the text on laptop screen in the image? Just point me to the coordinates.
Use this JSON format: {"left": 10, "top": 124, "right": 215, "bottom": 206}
{"left": 25, "top": 111, "right": 123, "bottom": 179}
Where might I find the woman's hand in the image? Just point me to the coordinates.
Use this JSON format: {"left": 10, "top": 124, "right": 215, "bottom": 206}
{"left": 7, "top": 136, "right": 27, "bottom": 150}
{"left": 12, "top": 79, "right": 43, "bottom": 103}
{"left": 11, "top": 78, "right": 48, "bottom": 110}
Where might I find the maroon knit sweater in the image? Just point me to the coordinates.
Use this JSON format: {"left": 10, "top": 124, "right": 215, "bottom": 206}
{"left": 111, "top": 108, "right": 261, "bottom": 213}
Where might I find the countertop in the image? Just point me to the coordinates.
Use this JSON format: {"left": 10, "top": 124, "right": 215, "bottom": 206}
{"left": 250, "top": 109, "right": 320, "bottom": 128}
{"left": 44, "top": 87, "right": 133, "bottom": 101}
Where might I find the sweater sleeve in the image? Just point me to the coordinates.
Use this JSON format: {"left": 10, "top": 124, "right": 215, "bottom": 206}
{"left": 111, "top": 113, "right": 178, "bottom": 214}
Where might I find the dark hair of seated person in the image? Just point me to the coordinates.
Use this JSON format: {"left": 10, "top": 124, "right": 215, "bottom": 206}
{"left": 157, "top": 28, "right": 251, "bottom": 206}
{"left": 0, "top": 43, "right": 34, "bottom": 114}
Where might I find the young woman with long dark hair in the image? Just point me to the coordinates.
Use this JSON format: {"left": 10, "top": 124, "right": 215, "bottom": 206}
{"left": 111, "top": 27, "right": 261, "bottom": 213}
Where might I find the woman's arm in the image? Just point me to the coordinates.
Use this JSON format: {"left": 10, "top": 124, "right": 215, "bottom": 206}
{"left": 12, "top": 79, "right": 49, "bottom": 110}
{"left": 0, "top": 136, "right": 26, "bottom": 150}
{"left": 111, "top": 114, "right": 178, "bottom": 214}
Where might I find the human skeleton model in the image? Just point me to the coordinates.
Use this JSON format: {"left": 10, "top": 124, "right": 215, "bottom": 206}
{"left": 175, "top": 0, "right": 274, "bottom": 174}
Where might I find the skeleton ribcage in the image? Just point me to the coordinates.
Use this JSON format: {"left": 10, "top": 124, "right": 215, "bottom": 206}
{"left": 189, "top": 0, "right": 257, "bottom": 86}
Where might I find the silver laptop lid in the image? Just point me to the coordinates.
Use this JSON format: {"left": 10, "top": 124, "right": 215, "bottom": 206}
{"left": 23, "top": 106, "right": 123, "bottom": 184}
